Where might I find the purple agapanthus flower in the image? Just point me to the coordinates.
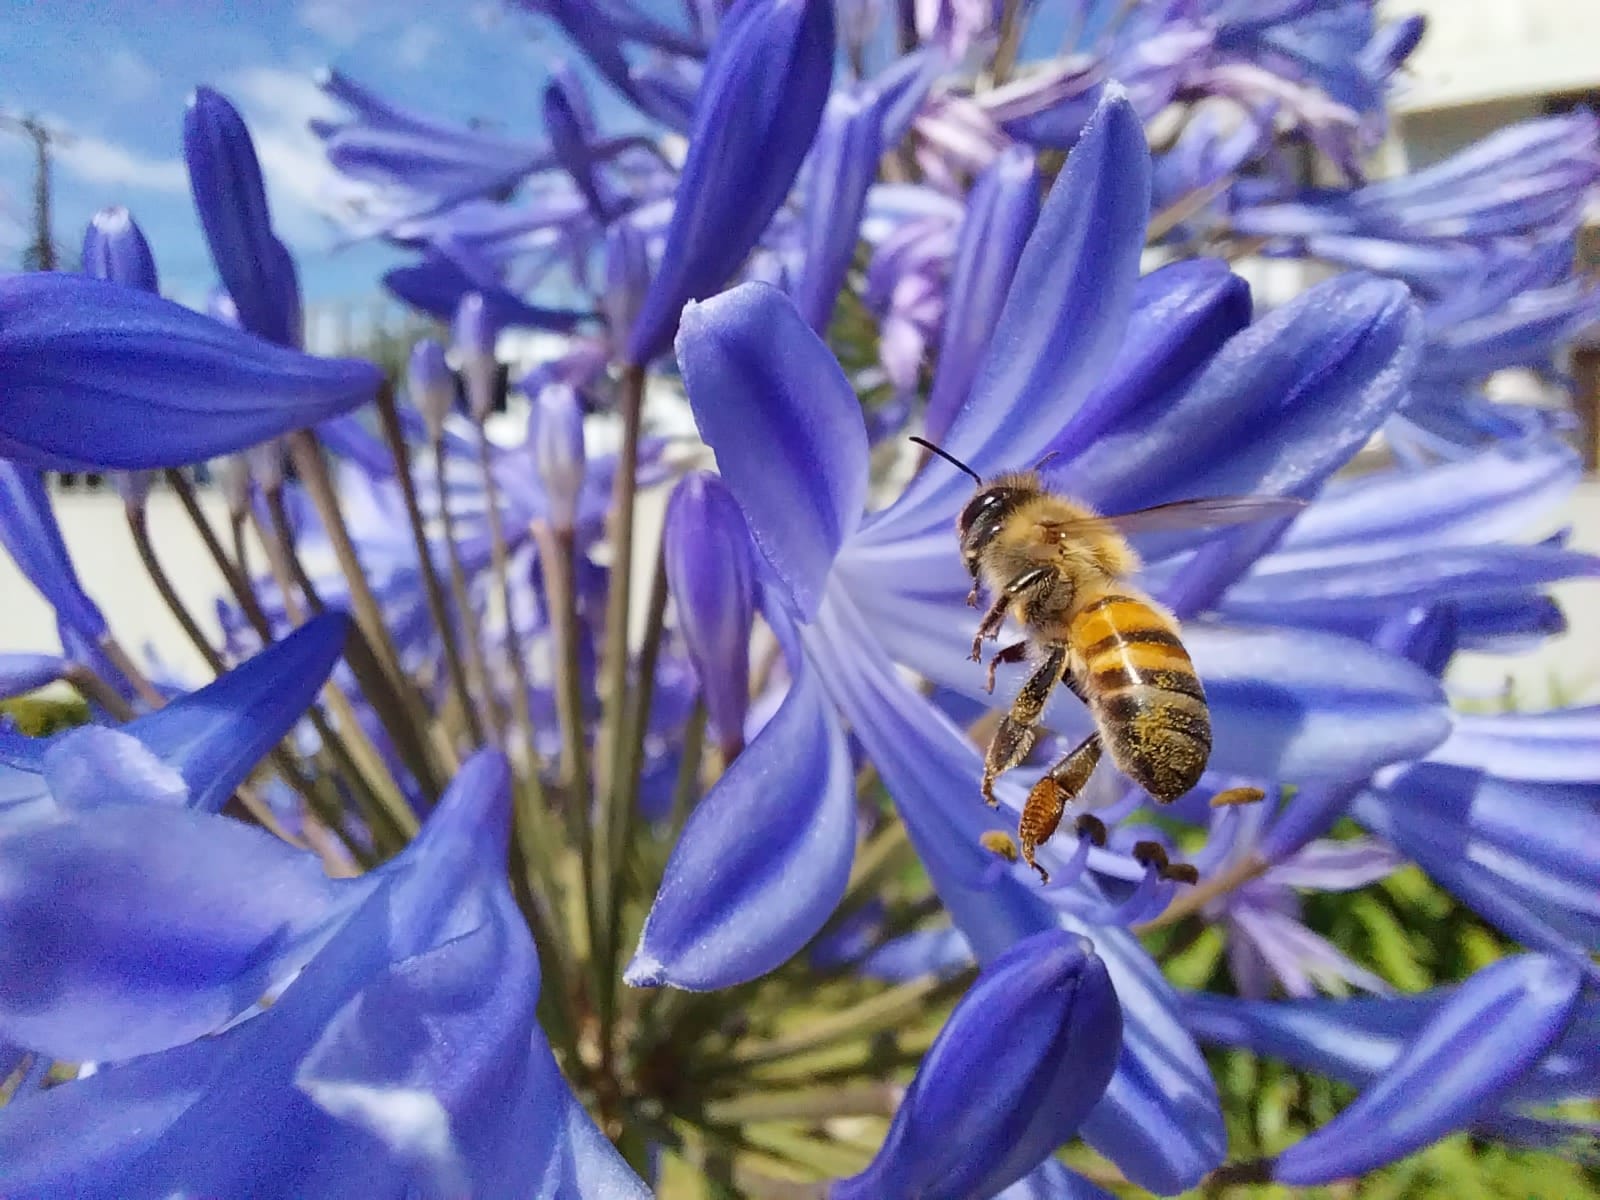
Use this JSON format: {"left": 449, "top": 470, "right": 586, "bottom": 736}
{"left": 4, "top": 4, "right": 1600, "bottom": 1194}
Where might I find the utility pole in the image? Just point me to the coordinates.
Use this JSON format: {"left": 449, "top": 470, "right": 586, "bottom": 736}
{"left": 0, "top": 111, "right": 71, "bottom": 271}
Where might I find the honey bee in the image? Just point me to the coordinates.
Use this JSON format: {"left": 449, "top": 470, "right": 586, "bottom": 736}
{"left": 912, "top": 437, "right": 1300, "bottom": 883}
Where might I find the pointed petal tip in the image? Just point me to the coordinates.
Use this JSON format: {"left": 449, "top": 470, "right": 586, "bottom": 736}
{"left": 623, "top": 955, "right": 666, "bottom": 989}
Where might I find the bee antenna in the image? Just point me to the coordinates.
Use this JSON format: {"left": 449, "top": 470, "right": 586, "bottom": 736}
{"left": 910, "top": 436, "right": 982, "bottom": 484}
{"left": 1032, "top": 449, "right": 1065, "bottom": 472}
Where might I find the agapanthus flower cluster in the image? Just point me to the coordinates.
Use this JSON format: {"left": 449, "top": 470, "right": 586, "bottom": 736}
{"left": 0, "top": 1, "right": 1597, "bottom": 1196}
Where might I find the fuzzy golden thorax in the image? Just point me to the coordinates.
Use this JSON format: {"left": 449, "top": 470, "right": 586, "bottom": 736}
{"left": 959, "top": 472, "right": 1141, "bottom": 615}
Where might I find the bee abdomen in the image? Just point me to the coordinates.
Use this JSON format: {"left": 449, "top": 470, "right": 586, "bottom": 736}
{"left": 1072, "top": 595, "right": 1211, "bottom": 803}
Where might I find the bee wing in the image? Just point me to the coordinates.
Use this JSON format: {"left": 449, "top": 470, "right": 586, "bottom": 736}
{"left": 1041, "top": 496, "right": 1308, "bottom": 539}
{"left": 1098, "top": 496, "right": 1308, "bottom": 536}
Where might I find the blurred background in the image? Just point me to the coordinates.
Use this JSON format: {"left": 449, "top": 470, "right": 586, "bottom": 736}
{"left": 3, "top": 0, "right": 1598, "bottom": 705}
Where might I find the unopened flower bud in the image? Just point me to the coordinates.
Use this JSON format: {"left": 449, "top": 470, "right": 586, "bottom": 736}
{"left": 81, "top": 207, "right": 159, "bottom": 294}
{"left": 452, "top": 293, "right": 499, "bottom": 422}
{"left": 663, "top": 472, "right": 756, "bottom": 757}
{"left": 184, "top": 87, "right": 300, "bottom": 348}
{"left": 408, "top": 338, "right": 454, "bottom": 443}
{"left": 834, "top": 930, "right": 1122, "bottom": 1200}
{"left": 531, "top": 383, "right": 586, "bottom": 532}
{"left": 626, "top": 0, "right": 835, "bottom": 363}
{"left": 603, "top": 220, "right": 649, "bottom": 350}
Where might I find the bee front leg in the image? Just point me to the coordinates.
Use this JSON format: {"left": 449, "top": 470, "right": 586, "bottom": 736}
{"left": 980, "top": 645, "right": 1067, "bottom": 805}
{"left": 1019, "top": 732, "right": 1102, "bottom": 883}
{"left": 969, "top": 566, "right": 1056, "bottom": 661}
{"left": 969, "top": 592, "right": 1011, "bottom": 661}
{"left": 984, "top": 641, "right": 1030, "bottom": 694}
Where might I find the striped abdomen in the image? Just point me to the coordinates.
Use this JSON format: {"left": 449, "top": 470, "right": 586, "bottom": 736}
{"left": 1069, "top": 593, "right": 1210, "bottom": 802}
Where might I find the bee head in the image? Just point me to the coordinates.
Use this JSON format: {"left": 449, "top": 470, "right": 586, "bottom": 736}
{"left": 957, "top": 484, "right": 1028, "bottom": 576}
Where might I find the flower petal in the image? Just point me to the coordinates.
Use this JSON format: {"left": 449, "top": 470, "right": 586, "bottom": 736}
{"left": 0, "top": 274, "right": 381, "bottom": 472}
{"left": 1264, "top": 438, "right": 1581, "bottom": 571}
{"left": 1354, "top": 764, "right": 1600, "bottom": 961}
{"left": 664, "top": 472, "right": 757, "bottom": 755}
{"left": 1273, "top": 954, "right": 1582, "bottom": 1184}
{"left": 1041, "top": 257, "right": 1253, "bottom": 467}
{"left": 0, "top": 462, "right": 108, "bottom": 640}
{"left": 924, "top": 145, "right": 1041, "bottom": 443}
{"left": 184, "top": 87, "right": 300, "bottom": 346}
{"left": 626, "top": 598, "right": 854, "bottom": 989}
{"left": 793, "top": 88, "right": 887, "bottom": 331}
{"left": 0, "top": 804, "right": 348, "bottom": 1060}
{"left": 833, "top": 930, "right": 1122, "bottom": 1200}
{"left": 0, "top": 653, "right": 65, "bottom": 701}
{"left": 1065, "top": 918, "right": 1226, "bottom": 1194}
{"left": 626, "top": 0, "right": 835, "bottom": 362}
{"left": 122, "top": 613, "right": 351, "bottom": 813}
{"left": 887, "top": 86, "right": 1150, "bottom": 529}
{"left": 678, "top": 283, "right": 868, "bottom": 620}
{"left": 1187, "top": 622, "right": 1451, "bottom": 782}
{"left": 995, "top": 1159, "right": 1118, "bottom": 1200}
{"left": 1065, "top": 274, "right": 1420, "bottom": 514}
{"left": 1432, "top": 707, "right": 1600, "bottom": 784}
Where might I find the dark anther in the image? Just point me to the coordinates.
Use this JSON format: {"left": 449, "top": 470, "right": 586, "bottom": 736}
{"left": 1164, "top": 862, "right": 1200, "bottom": 886}
{"left": 1131, "top": 840, "right": 1171, "bottom": 872}
{"left": 1075, "top": 813, "right": 1107, "bottom": 846}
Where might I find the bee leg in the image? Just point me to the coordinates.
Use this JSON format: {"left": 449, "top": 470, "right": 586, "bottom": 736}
{"left": 980, "top": 646, "right": 1067, "bottom": 805}
{"left": 984, "top": 641, "right": 1030, "bottom": 694}
{"left": 970, "top": 592, "right": 1011, "bottom": 661}
{"left": 1020, "top": 733, "right": 1103, "bottom": 883}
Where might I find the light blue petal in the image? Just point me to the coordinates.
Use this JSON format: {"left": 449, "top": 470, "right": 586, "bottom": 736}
{"left": 1274, "top": 954, "right": 1582, "bottom": 1184}
{"left": 678, "top": 283, "right": 868, "bottom": 620}
{"left": 123, "top": 613, "right": 351, "bottom": 812}
{"left": 1065, "top": 918, "right": 1226, "bottom": 1195}
{"left": 627, "top": 596, "right": 855, "bottom": 989}
{"left": 881, "top": 87, "right": 1150, "bottom": 535}
{"left": 0, "top": 462, "right": 107, "bottom": 639}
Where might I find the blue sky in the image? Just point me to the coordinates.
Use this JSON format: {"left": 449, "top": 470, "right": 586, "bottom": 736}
{"left": 0, "top": 0, "right": 600, "bottom": 312}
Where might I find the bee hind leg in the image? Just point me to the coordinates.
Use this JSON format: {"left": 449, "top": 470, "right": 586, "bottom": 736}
{"left": 981, "top": 646, "right": 1067, "bottom": 805}
{"left": 1020, "top": 733, "right": 1103, "bottom": 883}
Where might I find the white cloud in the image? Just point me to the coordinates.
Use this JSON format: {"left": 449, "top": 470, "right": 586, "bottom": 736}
{"left": 394, "top": 23, "right": 443, "bottom": 69}
{"left": 58, "top": 133, "right": 187, "bottom": 194}
{"left": 221, "top": 65, "right": 385, "bottom": 245}
{"left": 296, "top": 0, "right": 371, "bottom": 45}
{"left": 104, "top": 48, "right": 161, "bottom": 102}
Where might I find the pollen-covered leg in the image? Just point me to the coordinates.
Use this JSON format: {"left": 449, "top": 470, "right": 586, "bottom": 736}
{"left": 980, "top": 647, "right": 1067, "bottom": 804}
{"left": 984, "top": 641, "right": 1029, "bottom": 694}
{"left": 1020, "top": 733, "right": 1102, "bottom": 883}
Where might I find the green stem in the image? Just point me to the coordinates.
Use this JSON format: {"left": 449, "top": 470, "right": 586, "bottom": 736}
{"left": 164, "top": 469, "right": 409, "bottom": 835}
{"left": 433, "top": 436, "right": 500, "bottom": 747}
{"left": 598, "top": 541, "right": 670, "bottom": 1040}
{"left": 126, "top": 503, "right": 227, "bottom": 676}
{"left": 596, "top": 363, "right": 646, "bottom": 818}
{"left": 286, "top": 425, "right": 448, "bottom": 795}
{"left": 64, "top": 663, "right": 136, "bottom": 722}
{"left": 703, "top": 1084, "right": 900, "bottom": 1124}
{"left": 717, "top": 969, "right": 975, "bottom": 1071}
{"left": 667, "top": 701, "right": 708, "bottom": 840}
{"left": 991, "top": 0, "right": 1026, "bottom": 86}
{"left": 530, "top": 519, "right": 599, "bottom": 959}
{"left": 365, "top": 396, "right": 482, "bottom": 749}
{"left": 97, "top": 633, "right": 165, "bottom": 709}
{"left": 473, "top": 429, "right": 545, "bottom": 777}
